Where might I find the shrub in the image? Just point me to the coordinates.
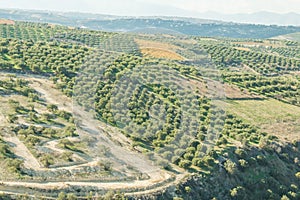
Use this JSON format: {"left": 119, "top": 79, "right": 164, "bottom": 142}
{"left": 224, "top": 159, "right": 238, "bottom": 175}
{"left": 238, "top": 159, "right": 248, "bottom": 170}
{"left": 230, "top": 186, "right": 246, "bottom": 198}
{"left": 295, "top": 172, "right": 300, "bottom": 179}
{"left": 179, "top": 159, "right": 192, "bottom": 169}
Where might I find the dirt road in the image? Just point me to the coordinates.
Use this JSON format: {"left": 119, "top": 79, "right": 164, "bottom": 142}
{"left": 0, "top": 72, "right": 186, "bottom": 196}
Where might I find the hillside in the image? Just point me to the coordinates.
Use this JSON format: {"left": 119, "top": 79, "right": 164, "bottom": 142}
{"left": 0, "top": 20, "right": 299, "bottom": 200}
{"left": 1, "top": 9, "right": 300, "bottom": 38}
{"left": 195, "top": 11, "right": 300, "bottom": 26}
{"left": 275, "top": 32, "right": 300, "bottom": 42}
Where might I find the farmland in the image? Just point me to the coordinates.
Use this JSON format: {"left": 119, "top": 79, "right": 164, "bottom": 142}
{"left": 0, "top": 20, "right": 299, "bottom": 200}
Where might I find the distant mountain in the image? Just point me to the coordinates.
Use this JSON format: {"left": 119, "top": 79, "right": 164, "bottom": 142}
{"left": 81, "top": 18, "right": 300, "bottom": 39}
{"left": 195, "top": 11, "right": 300, "bottom": 26}
{"left": 1, "top": 9, "right": 300, "bottom": 39}
{"left": 0, "top": 9, "right": 118, "bottom": 24}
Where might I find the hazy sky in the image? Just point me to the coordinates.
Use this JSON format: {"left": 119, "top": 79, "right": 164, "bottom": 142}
{"left": 2, "top": 0, "right": 300, "bottom": 16}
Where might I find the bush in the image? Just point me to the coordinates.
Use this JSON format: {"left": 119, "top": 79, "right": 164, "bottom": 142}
{"left": 47, "top": 104, "right": 58, "bottom": 112}
{"left": 66, "top": 193, "right": 77, "bottom": 200}
{"left": 238, "top": 159, "right": 248, "bottom": 170}
{"left": 57, "top": 192, "right": 66, "bottom": 200}
{"left": 7, "top": 158, "right": 23, "bottom": 173}
{"left": 224, "top": 159, "right": 238, "bottom": 175}
{"left": 230, "top": 186, "right": 246, "bottom": 198}
{"left": 97, "top": 160, "right": 113, "bottom": 171}
{"left": 40, "top": 155, "right": 54, "bottom": 168}
{"left": 185, "top": 186, "right": 192, "bottom": 193}
{"left": 235, "top": 148, "right": 246, "bottom": 158}
{"left": 179, "top": 159, "right": 192, "bottom": 169}
{"left": 202, "top": 155, "right": 215, "bottom": 167}
{"left": 295, "top": 172, "right": 300, "bottom": 179}
{"left": 281, "top": 195, "right": 290, "bottom": 200}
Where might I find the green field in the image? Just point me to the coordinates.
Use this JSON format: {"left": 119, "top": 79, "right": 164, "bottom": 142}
{"left": 227, "top": 98, "right": 300, "bottom": 140}
{"left": 276, "top": 32, "right": 300, "bottom": 42}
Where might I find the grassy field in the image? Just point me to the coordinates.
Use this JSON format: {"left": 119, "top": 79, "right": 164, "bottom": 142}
{"left": 274, "top": 32, "right": 300, "bottom": 42}
{"left": 227, "top": 98, "right": 300, "bottom": 141}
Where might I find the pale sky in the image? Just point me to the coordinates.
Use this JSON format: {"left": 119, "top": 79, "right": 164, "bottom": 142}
{"left": 1, "top": 0, "right": 300, "bottom": 16}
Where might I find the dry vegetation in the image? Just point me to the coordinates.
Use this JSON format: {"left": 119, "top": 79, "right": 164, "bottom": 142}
{"left": 135, "top": 38, "right": 184, "bottom": 60}
{"left": 140, "top": 48, "right": 184, "bottom": 60}
{"left": 0, "top": 19, "right": 15, "bottom": 25}
{"left": 135, "top": 38, "right": 181, "bottom": 50}
{"left": 224, "top": 84, "right": 260, "bottom": 99}
{"left": 233, "top": 47, "right": 251, "bottom": 51}
{"left": 1, "top": 20, "right": 300, "bottom": 199}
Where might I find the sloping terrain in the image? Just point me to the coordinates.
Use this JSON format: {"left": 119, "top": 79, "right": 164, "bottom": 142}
{"left": 275, "top": 32, "right": 300, "bottom": 42}
{"left": 227, "top": 98, "right": 300, "bottom": 141}
{"left": 2, "top": 9, "right": 300, "bottom": 38}
{"left": 0, "top": 20, "right": 299, "bottom": 200}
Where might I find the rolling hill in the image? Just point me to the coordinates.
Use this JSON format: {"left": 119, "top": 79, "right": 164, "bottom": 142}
{"left": 0, "top": 19, "right": 299, "bottom": 200}
{"left": 1, "top": 9, "right": 300, "bottom": 39}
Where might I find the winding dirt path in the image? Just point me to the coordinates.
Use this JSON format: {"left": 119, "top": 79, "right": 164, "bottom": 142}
{"left": 0, "top": 72, "right": 186, "bottom": 196}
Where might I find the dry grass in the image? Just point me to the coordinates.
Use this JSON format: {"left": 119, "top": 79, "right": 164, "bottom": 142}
{"left": 200, "top": 38, "right": 218, "bottom": 41}
{"left": 135, "top": 38, "right": 185, "bottom": 60}
{"left": 0, "top": 110, "right": 6, "bottom": 126}
{"left": 135, "top": 38, "right": 181, "bottom": 50}
{"left": 176, "top": 38, "right": 198, "bottom": 45}
{"left": 140, "top": 48, "right": 184, "bottom": 60}
{"left": 234, "top": 47, "right": 250, "bottom": 51}
{"left": 187, "top": 77, "right": 259, "bottom": 99}
{"left": 47, "top": 23, "right": 56, "bottom": 28}
{"left": 0, "top": 19, "right": 15, "bottom": 25}
{"left": 224, "top": 84, "right": 260, "bottom": 99}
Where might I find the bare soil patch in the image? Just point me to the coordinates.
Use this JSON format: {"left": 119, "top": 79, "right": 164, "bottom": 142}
{"left": 0, "top": 19, "right": 15, "bottom": 25}
{"left": 135, "top": 38, "right": 181, "bottom": 50}
{"left": 140, "top": 48, "right": 184, "bottom": 60}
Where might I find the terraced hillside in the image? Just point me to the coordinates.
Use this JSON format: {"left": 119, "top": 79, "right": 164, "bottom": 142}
{"left": 0, "top": 20, "right": 299, "bottom": 200}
